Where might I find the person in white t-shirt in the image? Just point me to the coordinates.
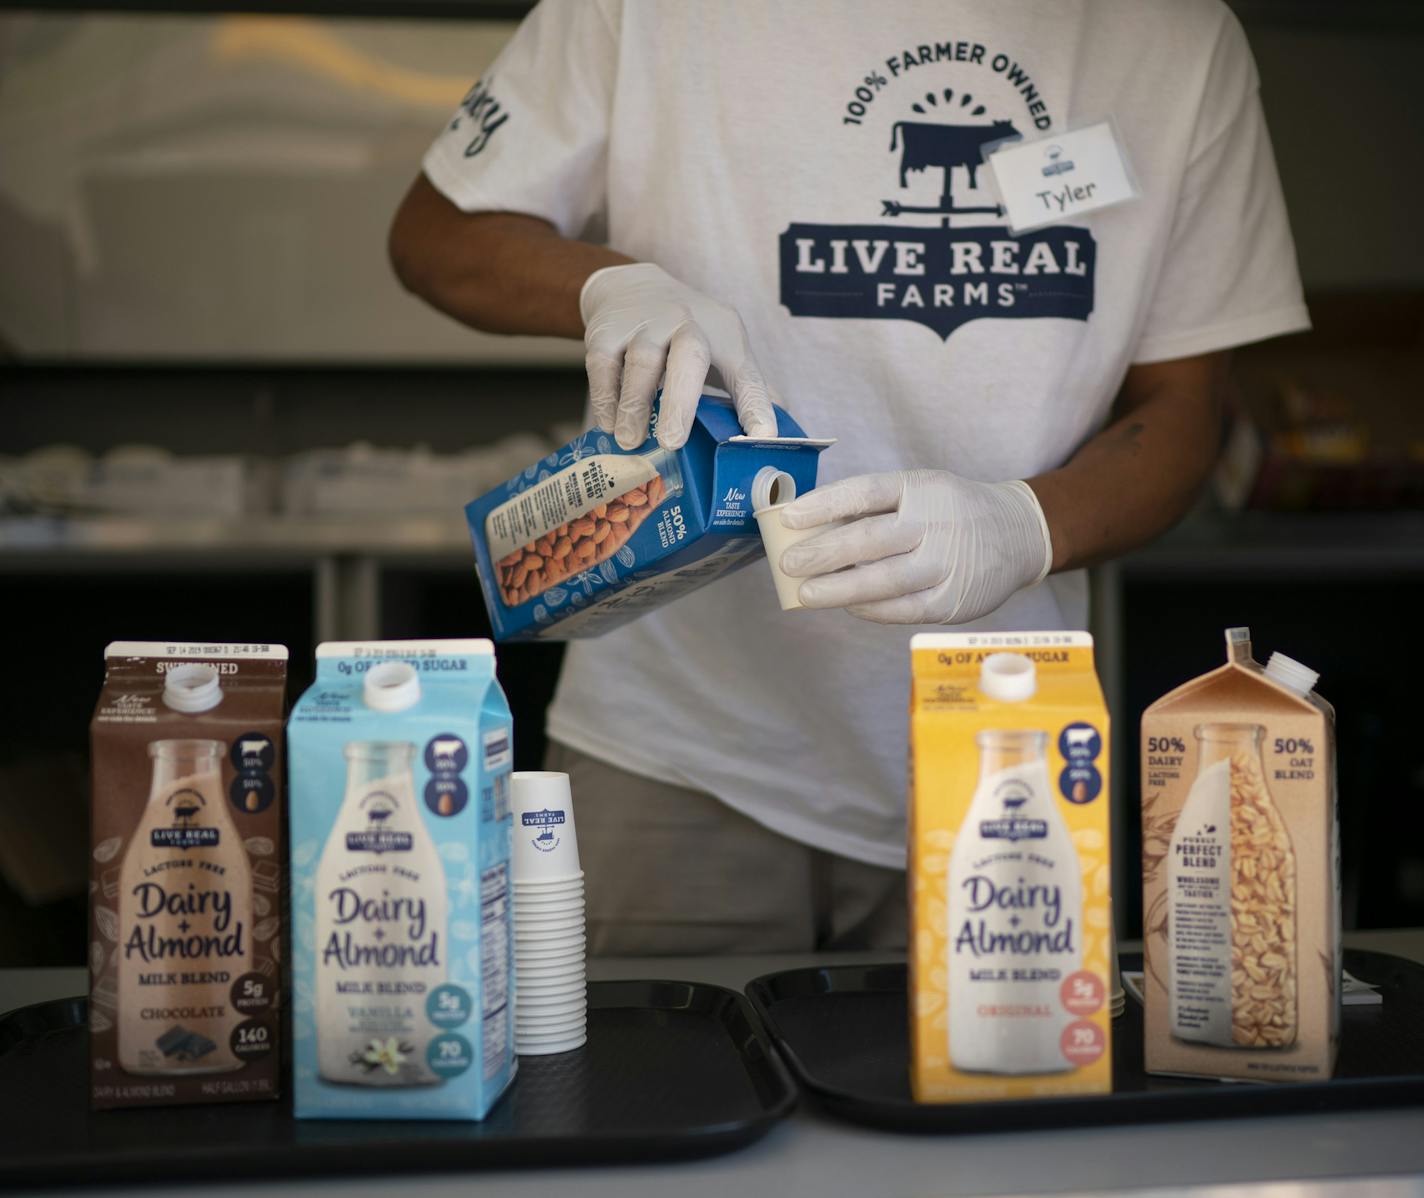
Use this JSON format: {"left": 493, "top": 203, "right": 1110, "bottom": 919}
{"left": 390, "top": 0, "right": 1309, "bottom": 954}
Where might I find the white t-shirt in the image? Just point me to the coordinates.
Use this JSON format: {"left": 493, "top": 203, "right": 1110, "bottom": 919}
{"left": 424, "top": 0, "right": 1309, "bottom": 869}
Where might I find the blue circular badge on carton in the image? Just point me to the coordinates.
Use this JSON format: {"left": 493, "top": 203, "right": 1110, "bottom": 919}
{"left": 1059, "top": 764, "right": 1102, "bottom": 805}
{"left": 1058, "top": 722, "right": 1102, "bottom": 764}
{"left": 425, "top": 777, "right": 468, "bottom": 818}
{"left": 426, "top": 1033, "right": 473, "bottom": 1079}
{"left": 230, "top": 774, "right": 274, "bottom": 815}
{"left": 426, "top": 984, "right": 473, "bottom": 1030}
{"left": 231, "top": 733, "right": 275, "bottom": 772}
{"left": 424, "top": 734, "right": 468, "bottom": 774}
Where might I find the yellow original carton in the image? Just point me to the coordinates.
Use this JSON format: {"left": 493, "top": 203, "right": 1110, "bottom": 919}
{"left": 1141, "top": 627, "right": 1339, "bottom": 1083}
{"left": 909, "top": 632, "right": 1112, "bottom": 1103}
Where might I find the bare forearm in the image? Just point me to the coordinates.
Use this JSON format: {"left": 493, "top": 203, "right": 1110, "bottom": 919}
{"left": 388, "top": 173, "right": 631, "bottom": 339}
{"left": 1028, "top": 353, "right": 1228, "bottom": 572}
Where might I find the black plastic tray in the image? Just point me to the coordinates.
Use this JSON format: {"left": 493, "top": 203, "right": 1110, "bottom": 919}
{"left": 0, "top": 979, "right": 795, "bottom": 1186}
{"left": 746, "top": 949, "right": 1424, "bottom": 1133}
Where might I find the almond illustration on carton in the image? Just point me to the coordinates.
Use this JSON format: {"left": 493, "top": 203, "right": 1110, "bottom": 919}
{"left": 496, "top": 480, "right": 661, "bottom": 608}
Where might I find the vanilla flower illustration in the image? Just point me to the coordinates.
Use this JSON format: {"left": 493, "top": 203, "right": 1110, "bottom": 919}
{"left": 359, "top": 1036, "right": 408, "bottom": 1075}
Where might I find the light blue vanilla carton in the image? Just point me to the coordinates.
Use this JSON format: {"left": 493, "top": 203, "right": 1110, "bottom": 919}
{"left": 466, "top": 395, "right": 833, "bottom": 641}
{"left": 288, "top": 639, "right": 515, "bottom": 1121}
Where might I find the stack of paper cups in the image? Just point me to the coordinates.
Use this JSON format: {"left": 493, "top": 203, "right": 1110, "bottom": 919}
{"left": 510, "top": 771, "right": 586, "bottom": 1055}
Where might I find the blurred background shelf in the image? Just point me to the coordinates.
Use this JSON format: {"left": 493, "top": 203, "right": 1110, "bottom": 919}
{"left": 0, "top": 514, "right": 472, "bottom": 557}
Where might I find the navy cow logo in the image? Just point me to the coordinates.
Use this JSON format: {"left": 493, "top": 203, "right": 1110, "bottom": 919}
{"left": 889, "top": 118, "right": 1019, "bottom": 193}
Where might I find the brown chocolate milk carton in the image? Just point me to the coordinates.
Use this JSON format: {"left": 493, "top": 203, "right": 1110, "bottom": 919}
{"left": 89, "top": 641, "right": 287, "bottom": 1109}
{"left": 1141, "top": 627, "right": 1339, "bottom": 1083}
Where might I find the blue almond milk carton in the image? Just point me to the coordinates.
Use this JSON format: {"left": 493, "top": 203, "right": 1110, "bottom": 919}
{"left": 288, "top": 639, "right": 515, "bottom": 1120}
{"left": 466, "top": 395, "right": 833, "bottom": 641}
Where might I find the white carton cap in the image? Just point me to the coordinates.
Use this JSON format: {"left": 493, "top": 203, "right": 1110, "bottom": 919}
{"left": 979, "top": 652, "right": 1037, "bottom": 703}
{"left": 363, "top": 661, "right": 421, "bottom": 711}
{"left": 163, "top": 663, "right": 222, "bottom": 713}
{"left": 1265, "top": 651, "right": 1319, "bottom": 697}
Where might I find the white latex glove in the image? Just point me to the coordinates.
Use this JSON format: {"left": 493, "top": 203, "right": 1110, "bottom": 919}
{"left": 777, "top": 469, "right": 1054, "bottom": 624}
{"left": 580, "top": 263, "right": 780, "bottom": 451}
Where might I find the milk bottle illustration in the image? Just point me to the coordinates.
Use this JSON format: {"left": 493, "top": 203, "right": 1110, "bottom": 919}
{"left": 948, "top": 654, "right": 1083, "bottom": 1074}
{"left": 315, "top": 663, "right": 448, "bottom": 1086}
{"left": 117, "top": 733, "right": 253, "bottom": 1074}
{"left": 1168, "top": 722, "right": 1297, "bottom": 1048}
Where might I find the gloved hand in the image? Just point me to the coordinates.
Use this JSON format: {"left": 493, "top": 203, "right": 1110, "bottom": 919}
{"left": 777, "top": 469, "right": 1054, "bottom": 624}
{"left": 581, "top": 263, "right": 780, "bottom": 451}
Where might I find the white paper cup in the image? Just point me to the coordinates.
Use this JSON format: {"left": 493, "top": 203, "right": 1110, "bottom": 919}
{"left": 514, "top": 903, "right": 585, "bottom": 920}
{"left": 518, "top": 1023, "right": 585, "bottom": 1040}
{"left": 518, "top": 951, "right": 583, "bottom": 968}
{"left": 513, "top": 875, "right": 585, "bottom": 893}
{"left": 517, "top": 980, "right": 586, "bottom": 1000}
{"left": 515, "top": 890, "right": 586, "bottom": 907}
{"left": 514, "top": 913, "right": 585, "bottom": 934}
{"left": 517, "top": 968, "right": 584, "bottom": 985}
{"left": 515, "top": 917, "right": 586, "bottom": 934}
{"left": 515, "top": 898, "right": 585, "bottom": 915}
{"left": 517, "top": 1018, "right": 586, "bottom": 1035}
{"left": 516, "top": 941, "right": 586, "bottom": 962}
{"left": 518, "top": 981, "right": 586, "bottom": 999}
{"left": 516, "top": 937, "right": 585, "bottom": 950}
{"left": 517, "top": 970, "right": 585, "bottom": 989}
{"left": 518, "top": 934, "right": 583, "bottom": 951}
{"left": 513, "top": 888, "right": 584, "bottom": 905}
{"left": 518, "top": 1027, "right": 587, "bottom": 1046}
{"left": 516, "top": 950, "right": 585, "bottom": 967}
{"left": 515, "top": 932, "right": 585, "bottom": 949}
{"left": 515, "top": 933, "right": 586, "bottom": 951}
{"left": 512, "top": 894, "right": 583, "bottom": 911}
{"left": 517, "top": 995, "right": 585, "bottom": 1017}
{"left": 514, "top": 891, "right": 586, "bottom": 907}
{"left": 511, "top": 772, "right": 581, "bottom": 883}
{"left": 517, "top": 1015, "right": 587, "bottom": 1036}
{"left": 517, "top": 1018, "right": 587, "bottom": 1035}
{"left": 518, "top": 978, "right": 584, "bottom": 993}
{"left": 517, "top": 974, "right": 584, "bottom": 991}
{"left": 754, "top": 504, "right": 851, "bottom": 612}
{"left": 516, "top": 952, "right": 585, "bottom": 969}
{"left": 518, "top": 993, "right": 585, "bottom": 1010}
{"left": 516, "top": 1032, "right": 587, "bottom": 1056}
{"left": 514, "top": 869, "right": 584, "bottom": 884}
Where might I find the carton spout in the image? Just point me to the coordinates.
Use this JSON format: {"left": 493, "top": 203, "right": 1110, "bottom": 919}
{"left": 163, "top": 663, "right": 223, "bottom": 713}
{"left": 1224, "top": 626, "right": 1253, "bottom": 665}
{"left": 751, "top": 466, "right": 796, "bottom": 512}
{"left": 363, "top": 661, "right": 421, "bottom": 712}
{"left": 1265, "top": 652, "right": 1320, "bottom": 697}
{"left": 979, "top": 652, "right": 1037, "bottom": 702}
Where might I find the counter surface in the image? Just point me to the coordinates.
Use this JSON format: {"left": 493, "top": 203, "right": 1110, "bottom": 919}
{"left": 3, "top": 930, "right": 1421, "bottom": 1198}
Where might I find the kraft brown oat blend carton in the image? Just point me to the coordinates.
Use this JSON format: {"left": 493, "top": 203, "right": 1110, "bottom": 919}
{"left": 1141, "top": 627, "right": 1339, "bottom": 1083}
{"left": 89, "top": 641, "right": 287, "bottom": 1109}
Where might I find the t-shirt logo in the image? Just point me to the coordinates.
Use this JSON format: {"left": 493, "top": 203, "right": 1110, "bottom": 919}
{"left": 450, "top": 75, "right": 509, "bottom": 159}
{"left": 779, "top": 51, "right": 1096, "bottom": 342}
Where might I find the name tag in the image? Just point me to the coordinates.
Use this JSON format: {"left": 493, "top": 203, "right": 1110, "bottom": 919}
{"left": 984, "top": 120, "right": 1138, "bottom": 233}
